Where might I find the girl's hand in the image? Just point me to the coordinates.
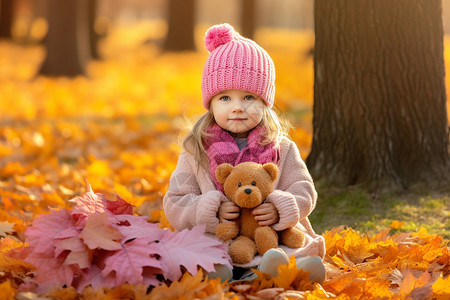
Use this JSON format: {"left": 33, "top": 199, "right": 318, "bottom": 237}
{"left": 218, "top": 201, "right": 241, "bottom": 223}
{"left": 252, "top": 203, "right": 279, "bottom": 226}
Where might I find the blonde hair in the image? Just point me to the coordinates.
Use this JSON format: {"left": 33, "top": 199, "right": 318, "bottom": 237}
{"left": 182, "top": 105, "right": 292, "bottom": 169}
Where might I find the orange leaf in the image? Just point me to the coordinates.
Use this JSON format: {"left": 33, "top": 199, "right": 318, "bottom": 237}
{"left": 0, "top": 280, "right": 16, "bottom": 300}
{"left": 432, "top": 276, "right": 450, "bottom": 299}
{"left": 399, "top": 269, "right": 432, "bottom": 297}
{"left": 390, "top": 220, "right": 405, "bottom": 229}
{"left": 272, "top": 255, "right": 313, "bottom": 291}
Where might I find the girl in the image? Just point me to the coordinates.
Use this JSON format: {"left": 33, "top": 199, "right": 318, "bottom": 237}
{"left": 163, "top": 23, "right": 326, "bottom": 282}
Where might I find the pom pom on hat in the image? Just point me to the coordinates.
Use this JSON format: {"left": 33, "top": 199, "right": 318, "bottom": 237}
{"left": 204, "top": 23, "right": 237, "bottom": 53}
{"left": 202, "top": 23, "right": 276, "bottom": 109}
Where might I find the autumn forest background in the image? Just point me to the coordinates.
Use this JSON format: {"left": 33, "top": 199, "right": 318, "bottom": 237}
{"left": 0, "top": 0, "right": 449, "bottom": 299}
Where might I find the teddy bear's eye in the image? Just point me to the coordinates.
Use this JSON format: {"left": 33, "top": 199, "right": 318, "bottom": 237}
{"left": 238, "top": 183, "right": 242, "bottom": 187}
{"left": 251, "top": 181, "right": 256, "bottom": 186}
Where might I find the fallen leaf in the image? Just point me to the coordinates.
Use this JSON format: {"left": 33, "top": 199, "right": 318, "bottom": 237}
{"left": 102, "top": 238, "right": 162, "bottom": 286}
{"left": 0, "top": 221, "right": 15, "bottom": 237}
{"left": 146, "top": 225, "right": 231, "bottom": 281}
{"left": 79, "top": 213, "right": 123, "bottom": 251}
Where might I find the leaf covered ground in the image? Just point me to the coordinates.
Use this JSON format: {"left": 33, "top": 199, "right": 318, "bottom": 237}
{"left": 0, "top": 23, "right": 449, "bottom": 299}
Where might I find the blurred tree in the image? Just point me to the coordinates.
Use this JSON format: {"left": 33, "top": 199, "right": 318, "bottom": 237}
{"left": 308, "top": 0, "right": 449, "bottom": 192}
{"left": 88, "top": 0, "right": 99, "bottom": 59}
{"left": 164, "top": 0, "right": 195, "bottom": 51}
{"left": 0, "top": 0, "right": 14, "bottom": 38}
{"left": 39, "top": 0, "right": 91, "bottom": 76}
{"left": 241, "top": 0, "right": 255, "bottom": 39}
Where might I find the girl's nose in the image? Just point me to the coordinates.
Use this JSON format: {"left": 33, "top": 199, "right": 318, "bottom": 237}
{"left": 232, "top": 103, "right": 244, "bottom": 113}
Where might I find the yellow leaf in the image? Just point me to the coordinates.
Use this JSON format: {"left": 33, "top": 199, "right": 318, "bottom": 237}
{"left": 0, "top": 281, "right": 16, "bottom": 300}
{"left": 148, "top": 269, "right": 228, "bottom": 300}
{"left": 390, "top": 220, "right": 405, "bottom": 229}
{"left": 44, "top": 286, "right": 79, "bottom": 300}
{"left": 272, "top": 255, "right": 313, "bottom": 291}
{"left": 432, "top": 276, "right": 450, "bottom": 299}
{"left": 87, "top": 160, "right": 111, "bottom": 178}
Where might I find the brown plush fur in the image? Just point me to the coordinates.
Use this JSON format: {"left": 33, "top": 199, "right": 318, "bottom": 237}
{"left": 215, "top": 162, "right": 305, "bottom": 264}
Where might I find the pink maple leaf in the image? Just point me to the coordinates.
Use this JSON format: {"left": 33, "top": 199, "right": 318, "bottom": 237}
{"left": 24, "top": 209, "right": 79, "bottom": 250}
{"left": 21, "top": 247, "right": 75, "bottom": 294}
{"left": 54, "top": 237, "right": 91, "bottom": 270}
{"left": 79, "top": 213, "right": 123, "bottom": 251}
{"left": 114, "top": 215, "right": 164, "bottom": 242}
{"left": 70, "top": 179, "right": 108, "bottom": 217}
{"left": 102, "top": 239, "right": 162, "bottom": 286}
{"left": 76, "top": 265, "right": 117, "bottom": 291}
{"left": 106, "top": 193, "right": 134, "bottom": 215}
{"left": 147, "top": 225, "right": 231, "bottom": 281}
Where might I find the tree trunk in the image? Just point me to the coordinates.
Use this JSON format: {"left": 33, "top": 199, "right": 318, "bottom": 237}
{"left": 88, "top": 0, "right": 99, "bottom": 59}
{"left": 241, "top": 0, "right": 255, "bottom": 39}
{"left": 308, "top": 0, "right": 449, "bottom": 192}
{"left": 0, "top": 0, "right": 14, "bottom": 39}
{"left": 164, "top": 0, "right": 195, "bottom": 51}
{"left": 39, "top": 0, "right": 91, "bottom": 76}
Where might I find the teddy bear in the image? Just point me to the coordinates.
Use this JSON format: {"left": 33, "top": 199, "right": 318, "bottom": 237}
{"left": 215, "top": 162, "right": 305, "bottom": 264}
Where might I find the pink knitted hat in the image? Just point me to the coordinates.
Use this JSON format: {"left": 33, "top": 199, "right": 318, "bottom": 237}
{"left": 201, "top": 23, "right": 275, "bottom": 110}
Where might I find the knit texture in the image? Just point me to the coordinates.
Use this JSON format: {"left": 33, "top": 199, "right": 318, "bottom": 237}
{"left": 201, "top": 23, "right": 276, "bottom": 109}
{"left": 163, "top": 136, "right": 325, "bottom": 268}
{"left": 203, "top": 124, "right": 280, "bottom": 193}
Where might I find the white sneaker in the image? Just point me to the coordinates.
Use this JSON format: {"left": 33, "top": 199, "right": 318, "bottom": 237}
{"left": 296, "top": 256, "right": 326, "bottom": 283}
{"left": 207, "top": 264, "right": 233, "bottom": 283}
{"left": 258, "top": 248, "right": 290, "bottom": 278}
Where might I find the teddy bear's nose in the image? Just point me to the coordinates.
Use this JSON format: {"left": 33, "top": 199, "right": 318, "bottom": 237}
{"left": 244, "top": 188, "right": 252, "bottom": 194}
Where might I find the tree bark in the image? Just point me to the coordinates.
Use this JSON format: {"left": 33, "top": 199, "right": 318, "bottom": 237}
{"left": 88, "top": 0, "right": 99, "bottom": 59}
{"left": 164, "top": 0, "right": 195, "bottom": 51}
{"left": 241, "top": 0, "right": 255, "bottom": 39}
{"left": 0, "top": 0, "right": 14, "bottom": 39}
{"left": 39, "top": 0, "right": 91, "bottom": 76}
{"left": 308, "top": 0, "right": 449, "bottom": 192}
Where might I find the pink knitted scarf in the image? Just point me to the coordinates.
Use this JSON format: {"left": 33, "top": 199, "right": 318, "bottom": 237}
{"left": 204, "top": 124, "right": 280, "bottom": 193}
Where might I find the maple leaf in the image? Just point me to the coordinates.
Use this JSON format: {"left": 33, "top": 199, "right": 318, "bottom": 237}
{"left": 70, "top": 179, "right": 108, "bottom": 217}
{"left": 399, "top": 269, "right": 432, "bottom": 298}
{"left": 23, "top": 209, "right": 79, "bottom": 250}
{"left": 114, "top": 214, "right": 164, "bottom": 242}
{"left": 148, "top": 269, "right": 228, "bottom": 300}
{"left": 0, "top": 280, "right": 16, "bottom": 300}
{"left": 0, "top": 221, "right": 15, "bottom": 237}
{"left": 76, "top": 264, "right": 118, "bottom": 291}
{"left": 102, "top": 238, "right": 162, "bottom": 286}
{"left": 44, "top": 286, "right": 79, "bottom": 300}
{"left": 390, "top": 220, "right": 405, "bottom": 229}
{"left": 432, "top": 276, "right": 450, "bottom": 299}
{"left": 147, "top": 225, "right": 231, "bottom": 281}
{"left": 1, "top": 237, "right": 35, "bottom": 281}
{"left": 363, "top": 277, "right": 393, "bottom": 299}
{"left": 24, "top": 249, "right": 75, "bottom": 294}
{"left": 250, "top": 268, "right": 274, "bottom": 292}
{"left": 106, "top": 193, "right": 134, "bottom": 215}
{"left": 54, "top": 237, "right": 91, "bottom": 269}
{"left": 272, "top": 255, "right": 313, "bottom": 291}
{"left": 79, "top": 213, "right": 123, "bottom": 251}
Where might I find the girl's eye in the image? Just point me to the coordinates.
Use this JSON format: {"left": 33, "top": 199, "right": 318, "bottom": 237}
{"left": 238, "top": 183, "right": 242, "bottom": 187}
{"left": 244, "top": 95, "right": 255, "bottom": 100}
{"left": 251, "top": 181, "right": 256, "bottom": 186}
{"left": 220, "top": 96, "right": 230, "bottom": 101}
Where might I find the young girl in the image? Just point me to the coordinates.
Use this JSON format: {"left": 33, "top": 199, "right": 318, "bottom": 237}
{"left": 163, "top": 23, "right": 326, "bottom": 282}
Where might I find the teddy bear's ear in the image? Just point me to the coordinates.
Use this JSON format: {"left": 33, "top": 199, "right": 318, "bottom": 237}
{"left": 263, "top": 163, "right": 279, "bottom": 182}
{"left": 216, "top": 163, "right": 234, "bottom": 184}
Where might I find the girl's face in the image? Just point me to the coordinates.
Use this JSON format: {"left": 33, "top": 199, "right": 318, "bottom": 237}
{"left": 210, "top": 89, "right": 265, "bottom": 137}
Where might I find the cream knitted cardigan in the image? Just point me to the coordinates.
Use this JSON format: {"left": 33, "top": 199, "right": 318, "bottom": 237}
{"left": 163, "top": 136, "right": 325, "bottom": 268}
